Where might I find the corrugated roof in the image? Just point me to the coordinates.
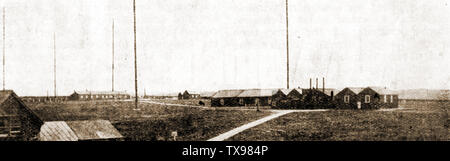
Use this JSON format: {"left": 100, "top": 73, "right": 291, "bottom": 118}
{"left": 39, "top": 121, "right": 78, "bottom": 141}
{"left": 67, "top": 120, "right": 123, "bottom": 140}
{"left": 200, "top": 92, "right": 216, "bottom": 97}
{"left": 237, "top": 89, "right": 276, "bottom": 97}
{"left": 38, "top": 120, "right": 123, "bottom": 141}
{"left": 74, "top": 91, "right": 129, "bottom": 95}
{"left": 212, "top": 90, "right": 245, "bottom": 98}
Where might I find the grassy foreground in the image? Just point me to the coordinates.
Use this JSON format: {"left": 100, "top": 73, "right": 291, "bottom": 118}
{"left": 28, "top": 100, "right": 270, "bottom": 141}
{"left": 228, "top": 101, "right": 448, "bottom": 141}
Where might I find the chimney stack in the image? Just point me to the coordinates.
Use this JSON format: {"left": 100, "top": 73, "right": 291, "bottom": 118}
{"left": 322, "top": 77, "right": 325, "bottom": 93}
{"left": 316, "top": 78, "right": 318, "bottom": 90}
{"left": 310, "top": 78, "right": 312, "bottom": 89}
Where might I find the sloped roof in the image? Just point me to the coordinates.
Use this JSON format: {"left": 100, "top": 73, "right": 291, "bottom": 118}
{"left": 0, "top": 90, "right": 43, "bottom": 124}
{"left": 0, "top": 90, "right": 13, "bottom": 106}
{"left": 74, "top": 91, "right": 129, "bottom": 95}
{"left": 368, "top": 87, "right": 398, "bottom": 95}
{"left": 38, "top": 120, "right": 123, "bottom": 141}
{"left": 66, "top": 120, "right": 123, "bottom": 140}
{"left": 185, "top": 90, "right": 201, "bottom": 95}
{"left": 346, "top": 87, "right": 366, "bottom": 94}
{"left": 200, "top": 92, "right": 216, "bottom": 97}
{"left": 323, "top": 88, "right": 340, "bottom": 96}
{"left": 212, "top": 90, "right": 245, "bottom": 98}
{"left": 39, "top": 121, "right": 78, "bottom": 141}
{"left": 289, "top": 88, "right": 303, "bottom": 95}
{"left": 0, "top": 91, "right": 14, "bottom": 116}
{"left": 237, "top": 89, "right": 277, "bottom": 97}
{"left": 280, "top": 89, "right": 294, "bottom": 95}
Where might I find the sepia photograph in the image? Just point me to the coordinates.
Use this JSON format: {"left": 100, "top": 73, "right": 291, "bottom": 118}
{"left": 0, "top": 0, "right": 448, "bottom": 153}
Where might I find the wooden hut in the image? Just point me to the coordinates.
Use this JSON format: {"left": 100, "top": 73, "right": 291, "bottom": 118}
{"left": 0, "top": 90, "right": 43, "bottom": 141}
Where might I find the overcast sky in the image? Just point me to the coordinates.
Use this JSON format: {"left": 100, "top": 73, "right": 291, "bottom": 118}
{"left": 1, "top": 0, "right": 449, "bottom": 96}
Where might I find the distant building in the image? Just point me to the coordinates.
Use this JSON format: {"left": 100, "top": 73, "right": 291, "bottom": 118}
{"left": 0, "top": 90, "right": 43, "bottom": 141}
{"left": 21, "top": 96, "right": 68, "bottom": 103}
{"left": 211, "top": 90, "right": 245, "bottom": 107}
{"left": 69, "top": 91, "right": 130, "bottom": 101}
{"left": 38, "top": 120, "right": 123, "bottom": 141}
{"left": 236, "top": 89, "right": 277, "bottom": 106}
{"left": 145, "top": 93, "right": 179, "bottom": 99}
{"left": 181, "top": 90, "right": 201, "bottom": 100}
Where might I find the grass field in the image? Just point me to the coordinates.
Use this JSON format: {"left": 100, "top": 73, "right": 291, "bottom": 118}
{"left": 27, "top": 100, "right": 270, "bottom": 141}
{"left": 145, "top": 98, "right": 211, "bottom": 106}
{"left": 228, "top": 100, "right": 449, "bottom": 141}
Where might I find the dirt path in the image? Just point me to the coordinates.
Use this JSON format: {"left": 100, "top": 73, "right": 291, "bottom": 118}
{"left": 139, "top": 99, "right": 207, "bottom": 108}
{"left": 207, "top": 109, "right": 329, "bottom": 141}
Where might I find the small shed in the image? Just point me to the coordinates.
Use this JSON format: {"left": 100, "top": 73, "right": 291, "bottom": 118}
{"left": 0, "top": 90, "right": 43, "bottom": 141}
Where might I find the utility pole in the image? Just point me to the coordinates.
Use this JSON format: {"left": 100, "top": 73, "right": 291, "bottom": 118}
{"left": 54, "top": 33, "right": 57, "bottom": 98}
{"left": 133, "top": 0, "right": 139, "bottom": 110}
{"left": 285, "top": 0, "right": 290, "bottom": 89}
{"left": 112, "top": 20, "right": 115, "bottom": 92}
{"left": 2, "top": 8, "right": 5, "bottom": 91}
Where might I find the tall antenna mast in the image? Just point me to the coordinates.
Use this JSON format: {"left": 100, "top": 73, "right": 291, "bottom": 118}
{"left": 285, "top": 0, "right": 290, "bottom": 89}
{"left": 133, "top": 0, "right": 139, "bottom": 110}
{"left": 2, "top": 7, "right": 5, "bottom": 91}
{"left": 112, "top": 19, "right": 115, "bottom": 92}
{"left": 53, "top": 33, "right": 57, "bottom": 97}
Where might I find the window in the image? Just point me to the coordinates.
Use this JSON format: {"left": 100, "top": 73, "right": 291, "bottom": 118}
{"left": 390, "top": 95, "right": 393, "bottom": 103}
{"left": 365, "top": 95, "right": 370, "bottom": 103}
{"left": 220, "top": 99, "right": 225, "bottom": 106}
{"left": 344, "top": 95, "right": 350, "bottom": 103}
{"left": 384, "top": 95, "right": 387, "bottom": 103}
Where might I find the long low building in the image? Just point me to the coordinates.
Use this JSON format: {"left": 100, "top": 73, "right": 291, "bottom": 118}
{"left": 69, "top": 91, "right": 131, "bottom": 101}
{"left": 21, "top": 96, "right": 68, "bottom": 103}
